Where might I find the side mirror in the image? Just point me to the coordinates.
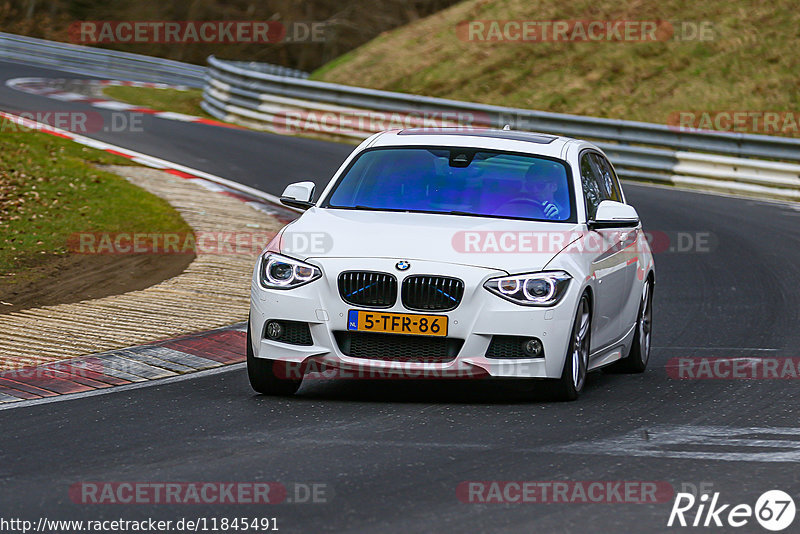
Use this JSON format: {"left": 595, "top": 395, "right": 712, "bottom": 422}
{"left": 589, "top": 200, "right": 640, "bottom": 230}
{"left": 280, "top": 181, "right": 316, "bottom": 210}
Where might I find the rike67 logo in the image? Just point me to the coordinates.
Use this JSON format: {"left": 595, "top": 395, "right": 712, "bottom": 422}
{"left": 668, "top": 490, "right": 796, "bottom": 531}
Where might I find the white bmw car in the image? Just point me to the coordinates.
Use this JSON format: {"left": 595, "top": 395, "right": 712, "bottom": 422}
{"left": 248, "top": 128, "right": 654, "bottom": 400}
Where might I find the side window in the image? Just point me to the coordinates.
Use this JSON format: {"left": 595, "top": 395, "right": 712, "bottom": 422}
{"left": 580, "top": 153, "right": 604, "bottom": 219}
{"left": 590, "top": 153, "right": 622, "bottom": 202}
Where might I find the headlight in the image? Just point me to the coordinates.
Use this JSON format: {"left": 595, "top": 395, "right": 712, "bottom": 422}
{"left": 259, "top": 253, "right": 321, "bottom": 289}
{"left": 484, "top": 271, "right": 571, "bottom": 306}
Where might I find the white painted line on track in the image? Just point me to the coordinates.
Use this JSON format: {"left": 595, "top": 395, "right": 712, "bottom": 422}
{"left": 91, "top": 100, "right": 139, "bottom": 110}
{"left": 155, "top": 111, "right": 201, "bottom": 121}
{"left": 48, "top": 91, "right": 89, "bottom": 101}
{"left": 545, "top": 425, "right": 800, "bottom": 463}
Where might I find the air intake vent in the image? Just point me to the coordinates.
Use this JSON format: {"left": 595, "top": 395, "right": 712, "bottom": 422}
{"left": 485, "top": 336, "right": 544, "bottom": 359}
{"left": 401, "top": 275, "right": 464, "bottom": 311}
{"left": 334, "top": 331, "right": 463, "bottom": 363}
{"left": 263, "top": 320, "right": 313, "bottom": 346}
{"left": 338, "top": 271, "right": 397, "bottom": 308}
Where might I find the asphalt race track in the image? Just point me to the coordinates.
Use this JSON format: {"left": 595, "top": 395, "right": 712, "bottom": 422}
{"left": 1, "top": 61, "right": 799, "bottom": 533}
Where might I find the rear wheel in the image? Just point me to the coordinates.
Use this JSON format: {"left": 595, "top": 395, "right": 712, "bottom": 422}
{"left": 610, "top": 280, "right": 653, "bottom": 373}
{"left": 247, "top": 321, "right": 302, "bottom": 395}
{"left": 552, "top": 294, "right": 591, "bottom": 401}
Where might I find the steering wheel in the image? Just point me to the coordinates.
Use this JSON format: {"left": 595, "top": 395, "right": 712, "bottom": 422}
{"left": 494, "top": 198, "right": 546, "bottom": 217}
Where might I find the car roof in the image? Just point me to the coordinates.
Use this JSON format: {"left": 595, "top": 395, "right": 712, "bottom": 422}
{"left": 366, "top": 128, "right": 581, "bottom": 159}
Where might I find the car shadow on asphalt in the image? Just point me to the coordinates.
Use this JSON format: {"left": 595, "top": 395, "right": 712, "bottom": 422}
{"left": 265, "top": 372, "right": 610, "bottom": 404}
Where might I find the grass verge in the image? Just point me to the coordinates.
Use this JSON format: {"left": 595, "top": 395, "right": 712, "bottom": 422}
{"left": 102, "top": 86, "right": 208, "bottom": 117}
{"left": 311, "top": 0, "right": 800, "bottom": 137}
{"left": 0, "top": 127, "right": 192, "bottom": 284}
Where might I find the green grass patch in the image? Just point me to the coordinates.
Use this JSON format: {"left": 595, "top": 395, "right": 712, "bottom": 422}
{"left": 312, "top": 0, "right": 800, "bottom": 137}
{"left": 310, "top": 49, "right": 360, "bottom": 79}
{"left": 0, "top": 129, "right": 192, "bottom": 277}
{"left": 103, "top": 86, "right": 207, "bottom": 117}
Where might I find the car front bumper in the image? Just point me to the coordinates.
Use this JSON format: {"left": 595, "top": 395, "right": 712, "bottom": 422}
{"left": 249, "top": 257, "right": 581, "bottom": 380}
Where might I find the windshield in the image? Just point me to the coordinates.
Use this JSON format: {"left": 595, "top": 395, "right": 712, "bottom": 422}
{"left": 323, "top": 147, "right": 575, "bottom": 222}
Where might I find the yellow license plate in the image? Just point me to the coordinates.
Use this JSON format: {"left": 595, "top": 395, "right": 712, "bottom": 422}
{"left": 347, "top": 310, "right": 448, "bottom": 337}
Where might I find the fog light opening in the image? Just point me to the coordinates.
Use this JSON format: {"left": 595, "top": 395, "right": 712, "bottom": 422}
{"left": 522, "top": 338, "right": 544, "bottom": 358}
{"left": 265, "top": 320, "right": 283, "bottom": 340}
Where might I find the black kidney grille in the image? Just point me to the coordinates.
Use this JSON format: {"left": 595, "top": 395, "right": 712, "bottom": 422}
{"left": 334, "top": 331, "right": 463, "bottom": 363}
{"left": 338, "top": 271, "right": 397, "bottom": 308}
{"left": 401, "top": 275, "right": 464, "bottom": 311}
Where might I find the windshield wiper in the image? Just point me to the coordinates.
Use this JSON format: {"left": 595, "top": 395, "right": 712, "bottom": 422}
{"left": 441, "top": 210, "right": 479, "bottom": 216}
{"left": 349, "top": 206, "right": 480, "bottom": 217}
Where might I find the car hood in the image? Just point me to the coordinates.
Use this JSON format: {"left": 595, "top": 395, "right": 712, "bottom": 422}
{"left": 279, "top": 208, "right": 583, "bottom": 273}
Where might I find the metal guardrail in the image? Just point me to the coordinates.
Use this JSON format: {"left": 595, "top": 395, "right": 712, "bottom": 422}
{"left": 203, "top": 55, "right": 800, "bottom": 202}
{"left": 0, "top": 33, "right": 307, "bottom": 88}
{"left": 0, "top": 32, "right": 205, "bottom": 87}
{"left": 219, "top": 59, "right": 308, "bottom": 80}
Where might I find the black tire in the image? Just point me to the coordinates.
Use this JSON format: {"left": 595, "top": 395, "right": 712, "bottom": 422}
{"left": 247, "top": 322, "right": 302, "bottom": 395}
{"left": 609, "top": 279, "right": 653, "bottom": 374}
{"left": 551, "top": 294, "right": 592, "bottom": 401}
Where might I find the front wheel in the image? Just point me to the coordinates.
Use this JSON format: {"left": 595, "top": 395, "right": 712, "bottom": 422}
{"left": 247, "top": 322, "right": 302, "bottom": 395}
{"left": 551, "top": 294, "right": 591, "bottom": 401}
{"left": 610, "top": 279, "right": 653, "bottom": 374}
